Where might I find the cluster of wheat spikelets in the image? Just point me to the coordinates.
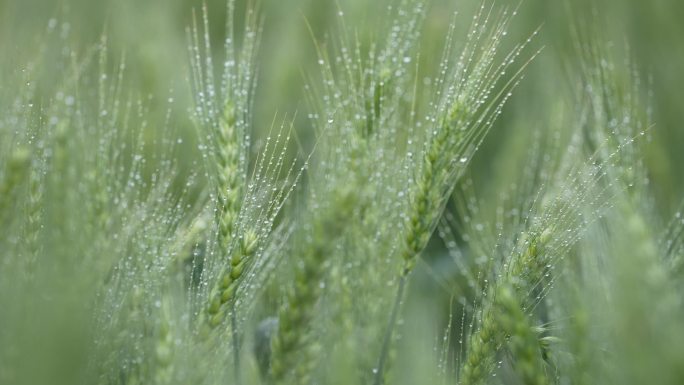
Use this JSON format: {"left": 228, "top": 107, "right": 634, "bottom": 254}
{"left": 0, "top": 1, "right": 683, "bottom": 385}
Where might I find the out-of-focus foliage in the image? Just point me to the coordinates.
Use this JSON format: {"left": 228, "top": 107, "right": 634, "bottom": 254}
{"left": 1, "top": 0, "right": 683, "bottom": 384}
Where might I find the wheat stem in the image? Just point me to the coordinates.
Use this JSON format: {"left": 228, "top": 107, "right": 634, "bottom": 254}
{"left": 373, "top": 274, "right": 407, "bottom": 385}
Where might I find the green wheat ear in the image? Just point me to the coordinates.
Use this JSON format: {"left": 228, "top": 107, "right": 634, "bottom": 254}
{"left": 189, "top": 1, "right": 255, "bottom": 336}
{"left": 216, "top": 100, "right": 242, "bottom": 245}
{"left": 270, "top": 187, "right": 359, "bottom": 384}
{"left": 460, "top": 232, "right": 552, "bottom": 385}
{"left": 401, "top": 100, "right": 468, "bottom": 275}
{"left": 201, "top": 99, "right": 252, "bottom": 332}
{"left": 374, "top": 4, "right": 536, "bottom": 381}
{"left": 205, "top": 229, "right": 259, "bottom": 328}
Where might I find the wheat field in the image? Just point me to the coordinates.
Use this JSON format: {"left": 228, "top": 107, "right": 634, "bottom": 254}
{"left": 1, "top": 0, "right": 683, "bottom": 384}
